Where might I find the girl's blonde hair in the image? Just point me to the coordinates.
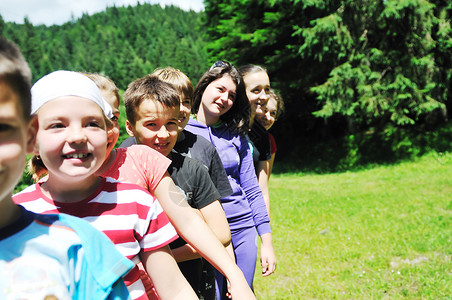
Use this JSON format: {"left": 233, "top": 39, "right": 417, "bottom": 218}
{"left": 84, "top": 72, "right": 120, "bottom": 108}
{"left": 152, "top": 67, "right": 193, "bottom": 100}
{"left": 29, "top": 155, "right": 46, "bottom": 182}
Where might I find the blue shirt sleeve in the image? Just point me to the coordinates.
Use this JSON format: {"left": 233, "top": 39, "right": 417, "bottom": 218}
{"left": 236, "top": 135, "right": 271, "bottom": 236}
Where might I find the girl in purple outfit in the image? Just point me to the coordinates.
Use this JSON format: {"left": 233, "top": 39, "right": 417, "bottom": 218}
{"left": 185, "top": 61, "right": 276, "bottom": 299}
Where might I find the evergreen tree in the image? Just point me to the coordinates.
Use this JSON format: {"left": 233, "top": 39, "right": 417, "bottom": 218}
{"left": 204, "top": 0, "right": 452, "bottom": 137}
{"left": 1, "top": 3, "right": 209, "bottom": 89}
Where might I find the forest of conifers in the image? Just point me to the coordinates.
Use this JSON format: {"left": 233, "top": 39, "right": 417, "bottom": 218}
{"left": 2, "top": 1, "right": 452, "bottom": 170}
{"left": 1, "top": 4, "right": 209, "bottom": 89}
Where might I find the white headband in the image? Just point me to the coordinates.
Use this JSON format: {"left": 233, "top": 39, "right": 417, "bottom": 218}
{"left": 31, "top": 70, "right": 113, "bottom": 118}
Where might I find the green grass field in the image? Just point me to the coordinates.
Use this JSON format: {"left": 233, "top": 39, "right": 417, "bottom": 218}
{"left": 253, "top": 151, "right": 452, "bottom": 299}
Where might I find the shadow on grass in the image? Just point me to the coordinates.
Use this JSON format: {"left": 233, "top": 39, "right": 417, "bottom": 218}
{"left": 273, "top": 121, "right": 452, "bottom": 175}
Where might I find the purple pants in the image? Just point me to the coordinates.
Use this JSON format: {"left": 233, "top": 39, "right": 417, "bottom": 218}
{"left": 215, "top": 226, "right": 257, "bottom": 300}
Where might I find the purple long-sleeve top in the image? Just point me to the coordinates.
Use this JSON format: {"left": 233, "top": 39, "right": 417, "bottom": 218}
{"left": 185, "top": 118, "right": 271, "bottom": 236}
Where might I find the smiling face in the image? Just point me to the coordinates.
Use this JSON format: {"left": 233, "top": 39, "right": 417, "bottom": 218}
{"left": 242, "top": 71, "right": 270, "bottom": 122}
{"left": 34, "top": 96, "right": 108, "bottom": 182}
{"left": 256, "top": 96, "right": 277, "bottom": 130}
{"left": 0, "top": 81, "right": 34, "bottom": 203}
{"left": 178, "top": 93, "right": 192, "bottom": 131}
{"left": 198, "top": 75, "right": 237, "bottom": 126}
{"left": 126, "top": 99, "right": 179, "bottom": 157}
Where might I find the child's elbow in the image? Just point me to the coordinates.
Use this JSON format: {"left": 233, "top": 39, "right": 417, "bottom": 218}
{"left": 217, "top": 230, "right": 232, "bottom": 247}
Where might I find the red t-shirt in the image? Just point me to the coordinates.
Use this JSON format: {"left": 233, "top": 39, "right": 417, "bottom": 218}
{"left": 269, "top": 133, "right": 277, "bottom": 155}
{"left": 102, "top": 145, "right": 170, "bottom": 192}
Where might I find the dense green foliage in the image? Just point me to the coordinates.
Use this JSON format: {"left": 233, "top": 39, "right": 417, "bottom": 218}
{"left": 274, "top": 119, "right": 452, "bottom": 173}
{"left": 0, "top": 3, "right": 209, "bottom": 89}
{"left": 3, "top": 1, "right": 452, "bottom": 170}
{"left": 204, "top": 0, "right": 452, "bottom": 155}
{"left": 255, "top": 151, "right": 452, "bottom": 298}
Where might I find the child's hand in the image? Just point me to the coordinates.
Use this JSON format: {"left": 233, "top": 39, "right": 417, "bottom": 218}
{"left": 227, "top": 278, "right": 256, "bottom": 300}
{"left": 226, "top": 279, "right": 232, "bottom": 298}
{"left": 260, "top": 233, "right": 276, "bottom": 276}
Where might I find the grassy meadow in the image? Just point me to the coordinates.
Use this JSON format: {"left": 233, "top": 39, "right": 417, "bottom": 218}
{"left": 253, "top": 151, "right": 452, "bottom": 299}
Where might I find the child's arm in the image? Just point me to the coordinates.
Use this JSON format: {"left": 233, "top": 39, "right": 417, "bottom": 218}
{"left": 238, "top": 135, "right": 277, "bottom": 276}
{"left": 170, "top": 243, "right": 198, "bottom": 262}
{"left": 259, "top": 232, "right": 277, "bottom": 277}
{"left": 154, "top": 174, "right": 256, "bottom": 299}
{"left": 140, "top": 245, "right": 198, "bottom": 299}
{"left": 258, "top": 150, "right": 276, "bottom": 217}
{"left": 199, "top": 199, "right": 231, "bottom": 247}
{"left": 256, "top": 159, "right": 272, "bottom": 217}
{"left": 268, "top": 152, "right": 275, "bottom": 179}
{"left": 225, "top": 242, "right": 235, "bottom": 260}
{"left": 171, "top": 199, "right": 232, "bottom": 262}
{"left": 206, "top": 202, "right": 235, "bottom": 259}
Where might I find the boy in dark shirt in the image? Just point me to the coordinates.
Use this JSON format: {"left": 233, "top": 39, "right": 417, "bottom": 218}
{"left": 123, "top": 74, "right": 234, "bottom": 299}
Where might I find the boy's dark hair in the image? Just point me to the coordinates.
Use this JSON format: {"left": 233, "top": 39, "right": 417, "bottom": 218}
{"left": 123, "top": 75, "right": 180, "bottom": 125}
{"left": 0, "top": 37, "right": 32, "bottom": 121}
{"left": 192, "top": 61, "right": 250, "bottom": 134}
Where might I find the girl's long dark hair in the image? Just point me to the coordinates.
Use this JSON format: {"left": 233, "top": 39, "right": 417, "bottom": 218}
{"left": 237, "top": 64, "right": 267, "bottom": 79}
{"left": 192, "top": 61, "right": 250, "bottom": 134}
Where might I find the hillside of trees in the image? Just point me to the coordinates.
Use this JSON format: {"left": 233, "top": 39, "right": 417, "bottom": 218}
{"left": 2, "top": 0, "right": 452, "bottom": 171}
{"left": 0, "top": 3, "right": 209, "bottom": 89}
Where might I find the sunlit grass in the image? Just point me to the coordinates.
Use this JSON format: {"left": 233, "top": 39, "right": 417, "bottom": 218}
{"left": 254, "top": 151, "right": 452, "bottom": 299}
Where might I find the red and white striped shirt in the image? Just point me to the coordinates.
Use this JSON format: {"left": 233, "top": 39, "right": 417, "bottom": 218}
{"left": 13, "top": 177, "right": 178, "bottom": 300}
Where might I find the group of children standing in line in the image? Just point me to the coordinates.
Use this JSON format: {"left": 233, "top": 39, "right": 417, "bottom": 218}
{"left": 0, "top": 37, "right": 284, "bottom": 299}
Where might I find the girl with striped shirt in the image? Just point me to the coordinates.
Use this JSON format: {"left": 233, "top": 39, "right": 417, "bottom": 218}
{"left": 13, "top": 70, "right": 198, "bottom": 300}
